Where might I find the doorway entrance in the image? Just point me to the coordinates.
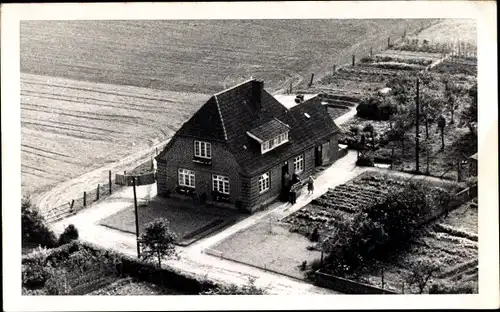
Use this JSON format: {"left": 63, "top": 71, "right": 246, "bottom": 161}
{"left": 315, "top": 145, "right": 323, "bottom": 166}
{"left": 280, "top": 162, "right": 289, "bottom": 201}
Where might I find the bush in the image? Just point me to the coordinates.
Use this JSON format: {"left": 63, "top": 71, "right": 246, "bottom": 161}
{"left": 321, "top": 181, "right": 453, "bottom": 277}
{"left": 45, "top": 269, "right": 71, "bottom": 295}
{"left": 58, "top": 224, "right": 79, "bottom": 246}
{"left": 356, "top": 155, "right": 374, "bottom": 167}
{"left": 200, "top": 277, "right": 266, "bottom": 295}
{"left": 22, "top": 258, "right": 54, "bottom": 289}
{"left": 22, "top": 197, "right": 58, "bottom": 248}
{"left": 356, "top": 96, "right": 396, "bottom": 120}
{"left": 429, "top": 281, "right": 476, "bottom": 294}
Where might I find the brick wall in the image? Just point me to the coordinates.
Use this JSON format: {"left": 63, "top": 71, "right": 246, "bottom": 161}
{"left": 157, "top": 133, "right": 339, "bottom": 213}
{"left": 245, "top": 146, "right": 315, "bottom": 212}
{"left": 156, "top": 136, "right": 242, "bottom": 207}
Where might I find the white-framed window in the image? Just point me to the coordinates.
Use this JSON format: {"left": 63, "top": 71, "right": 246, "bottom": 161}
{"left": 194, "top": 140, "right": 211, "bottom": 159}
{"left": 261, "top": 141, "right": 270, "bottom": 153}
{"left": 212, "top": 174, "right": 230, "bottom": 194}
{"left": 294, "top": 154, "right": 304, "bottom": 173}
{"left": 258, "top": 172, "right": 270, "bottom": 193}
{"left": 178, "top": 168, "right": 195, "bottom": 187}
{"left": 261, "top": 131, "right": 289, "bottom": 154}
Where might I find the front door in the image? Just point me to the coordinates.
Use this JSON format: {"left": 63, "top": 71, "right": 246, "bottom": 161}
{"left": 315, "top": 145, "right": 323, "bottom": 166}
{"left": 281, "top": 162, "right": 289, "bottom": 188}
{"left": 280, "top": 162, "right": 289, "bottom": 201}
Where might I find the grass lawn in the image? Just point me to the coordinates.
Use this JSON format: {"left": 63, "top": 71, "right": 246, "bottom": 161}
{"left": 209, "top": 221, "right": 321, "bottom": 280}
{"left": 100, "top": 196, "right": 241, "bottom": 244}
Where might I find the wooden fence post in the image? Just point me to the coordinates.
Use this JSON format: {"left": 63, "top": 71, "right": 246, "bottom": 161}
{"left": 370, "top": 47, "right": 373, "bottom": 56}
{"left": 83, "top": 191, "right": 87, "bottom": 207}
{"left": 309, "top": 73, "right": 314, "bottom": 87}
{"left": 70, "top": 199, "right": 75, "bottom": 211}
{"left": 352, "top": 54, "right": 355, "bottom": 66}
{"left": 109, "top": 170, "right": 112, "bottom": 195}
{"left": 332, "top": 64, "right": 336, "bottom": 74}
{"left": 388, "top": 36, "right": 391, "bottom": 48}
{"left": 402, "top": 282, "right": 405, "bottom": 294}
{"left": 289, "top": 81, "right": 293, "bottom": 94}
{"left": 96, "top": 184, "right": 100, "bottom": 201}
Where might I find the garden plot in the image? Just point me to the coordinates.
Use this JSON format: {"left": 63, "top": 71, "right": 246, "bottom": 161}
{"left": 282, "top": 172, "right": 417, "bottom": 239}
{"left": 282, "top": 171, "right": 475, "bottom": 293}
{"left": 360, "top": 50, "right": 444, "bottom": 71}
{"left": 370, "top": 124, "right": 477, "bottom": 180}
{"left": 431, "top": 57, "right": 477, "bottom": 76}
{"left": 208, "top": 220, "right": 322, "bottom": 280}
{"left": 100, "top": 196, "right": 242, "bottom": 246}
{"left": 357, "top": 212, "right": 478, "bottom": 294}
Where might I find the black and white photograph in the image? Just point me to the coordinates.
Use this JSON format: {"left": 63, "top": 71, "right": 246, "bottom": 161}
{"left": 2, "top": 1, "right": 498, "bottom": 311}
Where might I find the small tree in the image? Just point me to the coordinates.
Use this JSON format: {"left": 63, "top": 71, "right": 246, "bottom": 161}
{"left": 139, "top": 218, "right": 177, "bottom": 268}
{"left": 58, "top": 224, "right": 79, "bottom": 246}
{"left": 461, "top": 82, "right": 477, "bottom": 132}
{"left": 407, "top": 259, "right": 440, "bottom": 294}
{"left": 22, "top": 196, "right": 58, "bottom": 248}
{"left": 420, "top": 91, "right": 442, "bottom": 140}
{"left": 444, "top": 80, "right": 460, "bottom": 124}
{"left": 363, "top": 123, "right": 376, "bottom": 150}
{"left": 437, "top": 115, "right": 446, "bottom": 151}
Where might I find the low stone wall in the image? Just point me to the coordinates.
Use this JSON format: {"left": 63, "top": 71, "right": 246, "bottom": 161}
{"left": 315, "top": 270, "right": 397, "bottom": 294}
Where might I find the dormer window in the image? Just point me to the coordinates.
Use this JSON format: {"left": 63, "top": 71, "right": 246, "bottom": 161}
{"left": 194, "top": 140, "right": 211, "bottom": 159}
{"left": 246, "top": 118, "right": 291, "bottom": 155}
{"left": 260, "top": 131, "right": 289, "bottom": 154}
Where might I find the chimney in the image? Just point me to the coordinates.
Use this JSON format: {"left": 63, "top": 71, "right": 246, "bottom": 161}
{"left": 251, "top": 80, "right": 264, "bottom": 111}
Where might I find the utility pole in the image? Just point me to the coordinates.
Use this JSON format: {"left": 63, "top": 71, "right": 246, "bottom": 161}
{"left": 415, "top": 77, "right": 420, "bottom": 173}
{"left": 133, "top": 177, "right": 141, "bottom": 259}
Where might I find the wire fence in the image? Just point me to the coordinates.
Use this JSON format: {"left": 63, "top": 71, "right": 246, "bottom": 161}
{"left": 45, "top": 170, "right": 126, "bottom": 224}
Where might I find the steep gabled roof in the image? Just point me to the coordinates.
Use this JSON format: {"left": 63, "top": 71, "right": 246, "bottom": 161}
{"left": 174, "top": 96, "right": 226, "bottom": 142}
{"left": 158, "top": 79, "right": 340, "bottom": 175}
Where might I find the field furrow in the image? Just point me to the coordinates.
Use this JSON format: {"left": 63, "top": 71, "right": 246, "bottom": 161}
{"left": 20, "top": 73, "right": 208, "bottom": 199}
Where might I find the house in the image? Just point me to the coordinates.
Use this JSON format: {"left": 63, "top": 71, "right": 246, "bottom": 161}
{"left": 155, "top": 79, "right": 341, "bottom": 213}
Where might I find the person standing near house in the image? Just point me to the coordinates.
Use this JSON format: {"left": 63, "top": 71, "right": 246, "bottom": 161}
{"left": 307, "top": 176, "right": 314, "bottom": 195}
{"left": 290, "top": 183, "right": 297, "bottom": 204}
{"left": 283, "top": 172, "right": 291, "bottom": 202}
